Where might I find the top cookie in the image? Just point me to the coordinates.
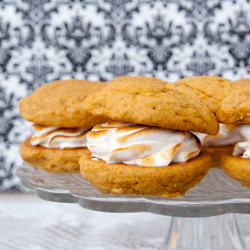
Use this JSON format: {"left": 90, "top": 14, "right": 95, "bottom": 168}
{"left": 18, "top": 79, "right": 108, "bottom": 127}
{"left": 217, "top": 85, "right": 250, "bottom": 123}
{"left": 111, "top": 75, "right": 168, "bottom": 86}
{"left": 167, "top": 76, "right": 234, "bottom": 114}
{"left": 83, "top": 78, "right": 219, "bottom": 135}
{"left": 233, "top": 78, "right": 250, "bottom": 87}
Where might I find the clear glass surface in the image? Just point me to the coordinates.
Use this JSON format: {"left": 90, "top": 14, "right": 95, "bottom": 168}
{"left": 16, "top": 162, "right": 249, "bottom": 249}
{"left": 161, "top": 215, "right": 246, "bottom": 250}
{"left": 16, "top": 162, "right": 250, "bottom": 217}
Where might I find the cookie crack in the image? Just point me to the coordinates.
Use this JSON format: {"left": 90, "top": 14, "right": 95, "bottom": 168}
{"left": 180, "top": 82, "right": 221, "bottom": 102}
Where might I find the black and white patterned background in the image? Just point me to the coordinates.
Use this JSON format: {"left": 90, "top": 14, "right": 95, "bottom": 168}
{"left": 1, "top": 0, "right": 250, "bottom": 190}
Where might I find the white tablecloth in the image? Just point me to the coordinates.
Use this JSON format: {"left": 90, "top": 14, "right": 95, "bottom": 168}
{"left": 0, "top": 193, "right": 170, "bottom": 250}
{"left": 1, "top": 193, "right": 250, "bottom": 250}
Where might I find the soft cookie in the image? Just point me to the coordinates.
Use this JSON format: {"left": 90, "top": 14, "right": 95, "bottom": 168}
{"left": 19, "top": 79, "right": 107, "bottom": 173}
{"left": 79, "top": 79, "right": 217, "bottom": 197}
{"left": 18, "top": 79, "right": 108, "bottom": 127}
{"left": 217, "top": 85, "right": 250, "bottom": 124}
{"left": 167, "top": 75, "right": 234, "bottom": 114}
{"left": 83, "top": 78, "right": 219, "bottom": 135}
{"left": 111, "top": 75, "right": 169, "bottom": 86}
{"left": 217, "top": 89, "right": 250, "bottom": 188}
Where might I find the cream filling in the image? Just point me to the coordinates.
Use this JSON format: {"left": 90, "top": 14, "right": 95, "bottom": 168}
{"left": 233, "top": 124, "right": 250, "bottom": 158}
{"left": 192, "top": 123, "right": 241, "bottom": 147}
{"left": 87, "top": 120, "right": 201, "bottom": 167}
{"left": 30, "top": 124, "right": 91, "bottom": 149}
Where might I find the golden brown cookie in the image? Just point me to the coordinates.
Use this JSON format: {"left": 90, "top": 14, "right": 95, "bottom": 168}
{"left": 220, "top": 154, "right": 250, "bottom": 188}
{"left": 111, "top": 75, "right": 168, "bottom": 85}
{"left": 203, "top": 145, "right": 234, "bottom": 168}
{"left": 165, "top": 82, "right": 175, "bottom": 88}
{"left": 20, "top": 136, "right": 89, "bottom": 173}
{"left": 83, "top": 79, "right": 219, "bottom": 135}
{"left": 168, "top": 76, "right": 233, "bottom": 114}
{"left": 234, "top": 78, "right": 250, "bottom": 87}
{"left": 18, "top": 79, "right": 108, "bottom": 127}
{"left": 217, "top": 85, "right": 250, "bottom": 123}
{"left": 79, "top": 151, "right": 211, "bottom": 197}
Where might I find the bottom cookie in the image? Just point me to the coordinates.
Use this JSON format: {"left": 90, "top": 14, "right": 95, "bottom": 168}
{"left": 203, "top": 146, "right": 234, "bottom": 168}
{"left": 20, "top": 136, "right": 89, "bottom": 173}
{"left": 221, "top": 154, "right": 250, "bottom": 188}
{"left": 79, "top": 151, "right": 211, "bottom": 197}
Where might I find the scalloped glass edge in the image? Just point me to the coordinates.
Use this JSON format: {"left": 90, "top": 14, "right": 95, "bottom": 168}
{"left": 16, "top": 162, "right": 250, "bottom": 217}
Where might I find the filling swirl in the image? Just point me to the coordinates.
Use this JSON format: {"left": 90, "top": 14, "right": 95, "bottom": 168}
{"left": 87, "top": 120, "right": 201, "bottom": 167}
{"left": 233, "top": 124, "right": 250, "bottom": 158}
{"left": 30, "top": 124, "right": 91, "bottom": 149}
{"left": 192, "top": 123, "right": 241, "bottom": 147}
{"left": 192, "top": 123, "right": 250, "bottom": 159}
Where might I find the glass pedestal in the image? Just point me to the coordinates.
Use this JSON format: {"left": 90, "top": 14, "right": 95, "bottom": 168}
{"left": 17, "top": 162, "right": 250, "bottom": 249}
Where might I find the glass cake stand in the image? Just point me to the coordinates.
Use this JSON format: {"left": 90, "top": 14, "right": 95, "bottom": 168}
{"left": 16, "top": 162, "right": 250, "bottom": 250}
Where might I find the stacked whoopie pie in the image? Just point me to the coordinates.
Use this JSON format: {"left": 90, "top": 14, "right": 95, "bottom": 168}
{"left": 217, "top": 84, "right": 250, "bottom": 188}
{"left": 167, "top": 76, "right": 243, "bottom": 168}
{"left": 18, "top": 79, "right": 108, "bottom": 173}
{"left": 79, "top": 77, "right": 219, "bottom": 197}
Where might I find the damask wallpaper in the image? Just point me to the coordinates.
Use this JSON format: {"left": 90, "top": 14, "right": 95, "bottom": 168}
{"left": 1, "top": 0, "right": 250, "bottom": 190}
